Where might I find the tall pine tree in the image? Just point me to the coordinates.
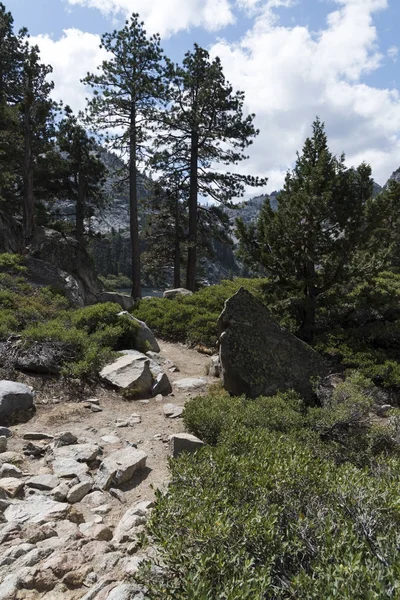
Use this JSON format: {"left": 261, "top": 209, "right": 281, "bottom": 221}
{"left": 83, "top": 14, "right": 165, "bottom": 298}
{"left": 237, "top": 118, "right": 374, "bottom": 343}
{"left": 155, "top": 44, "right": 265, "bottom": 291}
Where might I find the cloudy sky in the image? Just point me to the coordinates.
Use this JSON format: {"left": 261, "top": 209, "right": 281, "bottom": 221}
{"left": 6, "top": 0, "right": 400, "bottom": 195}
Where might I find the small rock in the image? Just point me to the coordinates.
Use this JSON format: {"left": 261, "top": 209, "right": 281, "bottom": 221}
{"left": 87, "top": 524, "right": 113, "bottom": 541}
{"left": 115, "top": 420, "right": 130, "bottom": 428}
{"left": 67, "top": 481, "right": 92, "bottom": 503}
{"left": 101, "top": 435, "right": 121, "bottom": 445}
{"left": 52, "top": 457, "right": 89, "bottom": 479}
{"left": 113, "top": 501, "right": 152, "bottom": 544}
{"left": 163, "top": 403, "right": 184, "bottom": 418}
{"left": 23, "top": 441, "right": 47, "bottom": 457}
{"left": 0, "top": 463, "right": 22, "bottom": 478}
{"left": 0, "top": 427, "right": 11, "bottom": 438}
{"left": 109, "top": 488, "right": 125, "bottom": 503}
{"left": 174, "top": 377, "right": 208, "bottom": 391}
{"left": 0, "top": 437, "right": 7, "bottom": 453}
{"left": 169, "top": 433, "right": 205, "bottom": 458}
{"left": 91, "top": 503, "right": 111, "bottom": 515}
{"left": 23, "top": 432, "right": 54, "bottom": 441}
{"left": 87, "top": 398, "right": 100, "bottom": 405}
{"left": 96, "top": 447, "right": 147, "bottom": 490}
{"left": 4, "top": 495, "right": 70, "bottom": 524}
{"left": 138, "top": 399, "right": 149, "bottom": 404}
{"left": 54, "top": 442, "right": 101, "bottom": 463}
{"left": 129, "top": 413, "right": 142, "bottom": 424}
{"left": 50, "top": 482, "right": 70, "bottom": 502}
{"left": 209, "top": 354, "right": 220, "bottom": 378}
{"left": 26, "top": 474, "right": 60, "bottom": 491}
{"left": 0, "top": 380, "right": 34, "bottom": 419}
{"left": 163, "top": 287, "right": 193, "bottom": 299}
{"left": 0, "top": 451, "right": 22, "bottom": 465}
{"left": 53, "top": 431, "right": 78, "bottom": 447}
{"left": 169, "top": 407, "right": 184, "bottom": 419}
{"left": 152, "top": 372, "right": 172, "bottom": 397}
{"left": 0, "top": 477, "right": 24, "bottom": 497}
{"left": 81, "top": 490, "right": 107, "bottom": 507}
{"left": 90, "top": 404, "right": 103, "bottom": 413}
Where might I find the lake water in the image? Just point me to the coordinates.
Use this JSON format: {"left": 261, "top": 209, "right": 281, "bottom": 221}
{"left": 119, "top": 287, "right": 164, "bottom": 298}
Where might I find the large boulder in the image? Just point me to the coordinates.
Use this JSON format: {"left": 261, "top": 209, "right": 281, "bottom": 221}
{"left": 163, "top": 288, "right": 193, "bottom": 300}
{"left": 218, "top": 288, "right": 329, "bottom": 402}
{"left": 95, "top": 448, "right": 147, "bottom": 490}
{"left": 0, "top": 381, "right": 34, "bottom": 420}
{"left": 118, "top": 312, "right": 160, "bottom": 353}
{"left": 98, "top": 292, "right": 135, "bottom": 312}
{"left": 99, "top": 353, "right": 153, "bottom": 398}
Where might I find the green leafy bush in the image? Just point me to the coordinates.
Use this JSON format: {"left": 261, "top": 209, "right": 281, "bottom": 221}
{"left": 98, "top": 273, "right": 132, "bottom": 291}
{"left": 141, "top": 381, "right": 400, "bottom": 599}
{"left": 133, "top": 278, "right": 268, "bottom": 347}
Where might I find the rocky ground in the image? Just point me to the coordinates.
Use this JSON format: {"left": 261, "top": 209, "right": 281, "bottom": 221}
{"left": 0, "top": 341, "right": 213, "bottom": 600}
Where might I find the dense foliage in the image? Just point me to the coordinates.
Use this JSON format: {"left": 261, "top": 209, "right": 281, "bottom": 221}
{"left": 140, "top": 377, "right": 400, "bottom": 599}
{"left": 0, "top": 254, "right": 140, "bottom": 377}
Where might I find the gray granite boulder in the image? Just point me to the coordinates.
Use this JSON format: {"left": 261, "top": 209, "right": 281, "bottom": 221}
{"left": 163, "top": 288, "right": 193, "bottom": 299}
{"left": 98, "top": 292, "right": 135, "bottom": 311}
{"left": 218, "top": 288, "right": 329, "bottom": 402}
{"left": 118, "top": 311, "right": 160, "bottom": 353}
{"left": 99, "top": 353, "right": 153, "bottom": 399}
{"left": 0, "top": 381, "right": 34, "bottom": 419}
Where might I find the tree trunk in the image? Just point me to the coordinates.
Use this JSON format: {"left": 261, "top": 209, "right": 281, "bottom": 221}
{"left": 297, "top": 261, "right": 316, "bottom": 344}
{"left": 186, "top": 129, "right": 198, "bottom": 291}
{"left": 23, "top": 102, "right": 34, "bottom": 245}
{"left": 129, "top": 104, "right": 141, "bottom": 299}
{"left": 76, "top": 170, "right": 85, "bottom": 246}
{"left": 174, "top": 191, "right": 181, "bottom": 288}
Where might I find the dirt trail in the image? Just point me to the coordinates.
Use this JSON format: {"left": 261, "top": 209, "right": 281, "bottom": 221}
{"left": 6, "top": 341, "right": 213, "bottom": 522}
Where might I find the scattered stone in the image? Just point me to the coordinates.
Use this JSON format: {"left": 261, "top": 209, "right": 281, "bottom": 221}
{"left": 96, "top": 447, "right": 147, "bottom": 490}
{"left": 26, "top": 474, "right": 60, "bottom": 491}
{"left": 163, "top": 287, "right": 193, "bottom": 299}
{"left": 113, "top": 507, "right": 148, "bottom": 543}
{"left": 91, "top": 503, "right": 111, "bottom": 515}
{"left": 101, "top": 435, "right": 121, "bottom": 445}
{"left": 0, "top": 573, "right": 21, "bottom": 600}
{"left": 170, "top": 433, "right": 205, "bottom": 458}
{"left": 0, "top": 380, "right": 34, "bottom": 419}
{"left": 100, "top": 353, "right": 153, "bottom": 398}
{"left": 4, "top": 495, "right": 70, "bottom": 523}
{"left": 115, "top": 420, "right": 130, "bottom": 428}
{"left": 119, "top": 311, "right": 160, "bottom": 352}
{"left": 0, "top": 463, "right": 22, "bottom": 478}
{"left": 138, "top": 399, "right": 149, "bottom": 404}
{"left": 85, "top": 523, "right": 113, "bottom": 541}
{"left": 129, "top": 413, "right": 141, "bottom": 424}
{"left": 163, "top": 403, "right": 184, "bottom": 418}
{"left": 82, "top": 490, "right": 108, "bottom": 507}
{"left": 87, "top": 398, "right": 100, "bottom": 405}
{"left": 152, "top": 372, "right": 172, "bottom": 396}
{"left": 0, "top": 451, "right": 22, "bottom": 465}
{"left": 0, "top": 437, "right": 6, "bottom": 453}
{"left": 23, "top": 432, "right": 54, "bottom": 441}
{"left": 209, "top": 354, "right": 220, "bottom": 378}
{"left": 218, "top": 287, "right": 329, "bottom": 401}
{"left": 53, "top": 442, "right": 101, "bottom": 463}
{"left": 109, "top": 488, "right": 125, "bottom": 503}
{"left": 42, "top": 550, "right": 86, "bottom": 578}
{"left": 67, "top": 481, "right": 92, "bottom": 503}
{"left": 0, "top": 427, "right": 11, "bottom": 438}
{"left": 0, "top": 477, "right": 24, "bottom": 497}
{"left": 53, "top": 431, "right": 77, "bottom": 447}
{"left": 174, "top": 377, "right": 208, "bottom": 391}
{"left": 23, "top": 441, "right": 47, "bottom": 457}
{"left": 89, "top": 404, "right": 103, "bottom": 413}
{"left": 51, "top": 457, "right": 89, "bottom": 479}
{"left": 169, "top": 366, "right": 180, "bottom": 373}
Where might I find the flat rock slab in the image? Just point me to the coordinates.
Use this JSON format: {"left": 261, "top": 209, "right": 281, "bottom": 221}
{"left": 100, "top": 354, "right": 153, "bottom": 398}
{"left": 51, "top": 457, "right": 89, "bottom": 479}
{"left": 169, "top": 433, "right": 205, "bottom": 458}
{"left": 26, "top": 474, "right": 60, "bottom": 491}
{"left": 4, "top": 495, "right": 70, "bottom": 523}
{"left": 96, "top": 447, "right": 147, "bottom": 490}
{"left": 23, "top": 432, "right": 54, "bottom": 441}
{"left": 53, "top": 443, "right": 101, "bottom": 463}
{"left": 0, "top": 380, "right": 34, "bottom": 418}
{"left": 174, "top": 378, "right": 208, "bottom": 391}
{"left": 218, "top": 287, "right": 329, "bottom": 401}
{"left": 163, "top": 288, "right": 193, "bottom": 299}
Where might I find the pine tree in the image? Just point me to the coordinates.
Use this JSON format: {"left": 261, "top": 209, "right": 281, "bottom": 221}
{"left": 237, "top": 118, "right": 374, "bottom": 343}
{"left": 16, "top": 37, "right": 56, "bottom": 243}
{"left": 57, "top": 106, "right": 107, "bottom": 245}
{"left": 83, "top": 14, "right": 165, "bottom": 298}
{"left": 154, "top": 44, "right": 265, "bottom": 291}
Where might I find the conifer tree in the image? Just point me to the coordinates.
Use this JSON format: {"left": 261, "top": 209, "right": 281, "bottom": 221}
{"left": 83, "top": 14, "right": 165, "bottom": 298}
{"left": 155, "top": 44, "right": 265, "bottom": 291}
{"left": 237, "top": 118, "right": 374, "bottom": 343}
{"left": 57, "top": 107, "right": 107, "bottom": 245}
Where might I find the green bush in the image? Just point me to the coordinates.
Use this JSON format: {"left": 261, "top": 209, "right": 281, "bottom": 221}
{"left": 99, "top": 273, "right": 132, "bottom": 291}
{"left": 140, "top": 381, "right": 400, "bottom": 599}
{"left": 133, "top": 278, "right": 268, "bottom": 347}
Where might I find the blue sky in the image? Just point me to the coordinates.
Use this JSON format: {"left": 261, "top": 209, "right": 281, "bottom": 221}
{"left": 5, "top": 0, "right": 400, "bottom": 193}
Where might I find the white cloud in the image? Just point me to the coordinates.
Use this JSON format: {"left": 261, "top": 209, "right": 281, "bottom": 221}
{"left": 388, "top": 45, "right": 398, "bottom": 62}
{"left": 210, "top": 0, "right": 400, "bottom": 193}
{"left": 31, "top": 29, "right": 108, "bottom": 113}
{"left": 66, "top": 0, "right": 235, "bottom": 37}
